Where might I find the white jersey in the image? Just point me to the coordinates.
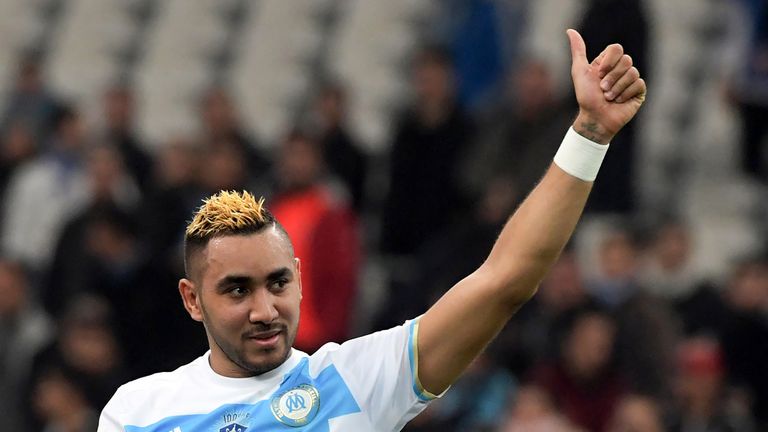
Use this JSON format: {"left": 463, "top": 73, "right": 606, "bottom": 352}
{"left": 98, "top": 319, "right": 439, "bottom": 432}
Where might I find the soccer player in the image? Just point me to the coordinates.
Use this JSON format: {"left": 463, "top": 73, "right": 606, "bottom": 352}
{"left": 98, "top": 30, "right": 646, "bottom": 431}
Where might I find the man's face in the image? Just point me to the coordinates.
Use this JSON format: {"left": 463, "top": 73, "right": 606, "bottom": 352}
{"left": 200, "top": 141, "right": 247, "bottom": 191}
{"left": 413, "top": 60, "right": 452, "bottom": 105}
{"left": 564, "top": 314, "right": 615, "bottom": 379}
{"left": 104, "top": 89, "right": 133, "bottom": 129}
{"left": 598, "top": 232, "right": 637, "bottom": 279}
{"left": 183, "top": 228, "right": 301, "bottom": 377}
{"left": 0, "top": 262, "right": 26, "bottom": 316}
{"left": 58, "top": 115, "right": 85, "bottom": 151}
{"left": 202, "top": 91, "right": 235, "bottom": 132}
{"left": 277, "top": 137, "right": 323, "bottom": 191}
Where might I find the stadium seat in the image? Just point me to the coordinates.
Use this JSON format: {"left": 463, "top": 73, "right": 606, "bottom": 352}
{"left": 327, "top": 0, "right": 434, "bottom": 150}
{"left": 230, "top": 0, "right": 327, "bottom": 144}
{"left": 137, "top": 0, "right": 229, "bottom": 145}
{"left": 47, "top": 0, "right": 137, "bottom": 106}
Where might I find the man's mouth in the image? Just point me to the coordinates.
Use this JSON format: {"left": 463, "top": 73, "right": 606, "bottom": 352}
{"left": 244, "top": 329, "right": 283, "bottom": 347}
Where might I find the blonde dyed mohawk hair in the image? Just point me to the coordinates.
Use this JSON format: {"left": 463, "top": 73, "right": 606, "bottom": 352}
{"left": 183, "top": 190, "right": 288, "bottom": 279}
{"left": 185, "top": 190, "right": 272, "bottom": 239}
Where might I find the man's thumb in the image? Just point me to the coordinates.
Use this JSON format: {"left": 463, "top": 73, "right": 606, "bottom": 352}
{"left": 567, "top": 29, "right": 588, "bottom": 68}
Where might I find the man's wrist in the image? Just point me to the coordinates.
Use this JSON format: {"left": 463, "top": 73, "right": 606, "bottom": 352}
{"left": 572, "top": 112, "right": 613, "bottom": 144}
{"left": 554, "top": 127, "right": 609, "bottom": 182}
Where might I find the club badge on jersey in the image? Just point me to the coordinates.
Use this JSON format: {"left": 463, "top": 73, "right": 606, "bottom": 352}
{"left": 270, "top": 384, "right": 321, "bottom": 427}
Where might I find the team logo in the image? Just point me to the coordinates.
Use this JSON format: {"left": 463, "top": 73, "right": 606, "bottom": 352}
{"left": 219, "top": 424, "right": 247, "bottom": 432}
{"left": 270, "top": 384, "right": 320, "bottom": 427}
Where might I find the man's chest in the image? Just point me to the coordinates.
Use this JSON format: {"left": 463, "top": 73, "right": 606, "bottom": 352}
{"left": 124, "top": 361, "right": 372, "bottom": 432}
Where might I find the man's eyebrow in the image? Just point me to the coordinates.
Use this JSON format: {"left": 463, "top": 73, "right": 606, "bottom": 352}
{"left": 216, "top": 275, "right": 252, "bottom": 290}
{"left": 266, "top": 267, "right": 292, "bottom": 281}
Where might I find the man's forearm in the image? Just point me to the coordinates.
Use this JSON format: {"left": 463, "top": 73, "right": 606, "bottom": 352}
{"left": 482, "top": 159, "right": 593, "bottom": 307}
{"left": 416, "top": 158, "right": 594, "bottom": 394}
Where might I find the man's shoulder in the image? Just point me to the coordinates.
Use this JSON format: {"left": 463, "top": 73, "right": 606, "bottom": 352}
{"left": 307, "top": 321, "right": 414, "bottom": 369}
{"left": 112, "top": 357, "right": 200, "bottom": 401}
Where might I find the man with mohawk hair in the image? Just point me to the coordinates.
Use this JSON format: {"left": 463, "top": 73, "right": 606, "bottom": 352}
{"left": 99, "top": 30, "right": 646, "bottom": 431}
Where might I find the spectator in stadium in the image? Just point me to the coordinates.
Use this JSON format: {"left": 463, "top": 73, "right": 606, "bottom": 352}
{"left": 99, "top": 85, "right": 152, "bottom": 193}
{"left": 85, "top": 144, "right": 141, "bottom": 209}
{"left": 43, "top": 203, "right": 136, "bottom": 314}
{"left": 588, "top": 223, "right": 643, "bottom": 309}
{"left": 138, "top": 136, "right": 202, "bottom": 268}
{"left": 530, "top": 308, "right": 627, "bottom": 432}
{"left": 309, "top": 81, "right": 368, "bottom": 211}
{"left": 48, "top": 204, "right": 205, "bottom": 376}
{"left": 30, "top": 296, "right": 128, "bottom": 427}
{"left": 380, "top": 45, "right": 473, "bottom": 257}
{"left": 430, "top": 0, "right": 515, "bottom": 110}
{"left": 0, "top": 259, "right": 54, "bottom": 430}
{"left": 606, "top": 395, "right": 665, "bottom": 432}
{"left": 464, "top": 59, "right": 575, "bottom": 200}
{"left": 639, "top": 220, "right": 727, "bottom": 336}
{"left": 33, "top": 367, "right": 99, "bottom": 432}
{"left": 669, "top": 337, "right": 755, "bottom": 432}
{"left": 719, "top": 255, "right": 768, "bottom": 427}
{"left": 269, "top": 131, "right": 360, "bottom": 352}
{"left": 639, "top": 219, "right": 699, "bottom": 300}
{"left": 498, "top": 385, "right": 584, "bottom": 432}
{"left": 199, "top": 86, "right": 269, "bottom": 176}
{"left": 0, "top": 53, "right": 61, "bottom": 140}
{"left": 724, "top": 0, "right": 768, "bottom": 182}
{"left": 577, "top": 0, "right": 650, "bottom": 213}
{"left": 379, "top": 46, "right": 474, "bottom": 333}
{"left": 0, "top": 121, "right": 37, "bottom": 203}
{"left": 198, "top": 137, "right": 263, "bottom": 196}
{"left": 589, "top": 226, "right": 680, "bottom": 399}
{"left": 1, "top": 105, "right": 90, "bottom": 272}
{"left": 41, "top": 144, "right": 140, "bottom": 316}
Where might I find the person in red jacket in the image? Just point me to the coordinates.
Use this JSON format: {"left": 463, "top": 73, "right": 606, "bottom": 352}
{"left": 531, "top": 308, "right": 627, "bottom": 432}
{"left": 270, "top": 131, "right": 360, "bottom": 352}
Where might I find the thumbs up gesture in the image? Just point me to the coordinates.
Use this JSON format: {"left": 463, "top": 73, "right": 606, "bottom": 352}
{"left": 567, "top": 29, "right": 646, "bottom": 144}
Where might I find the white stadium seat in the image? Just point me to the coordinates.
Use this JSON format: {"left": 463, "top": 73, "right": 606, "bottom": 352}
{"left": 47, "top": 0, "right": 137, "bottom": 107}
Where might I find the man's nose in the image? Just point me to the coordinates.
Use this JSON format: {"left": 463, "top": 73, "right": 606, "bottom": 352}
{"left": 248, "top": 288, "right": 279, "bottom": 324}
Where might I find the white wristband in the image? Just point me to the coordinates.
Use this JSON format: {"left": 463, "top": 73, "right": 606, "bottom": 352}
{"left": 553, "top": 127, "right": 609, "bottom": 182}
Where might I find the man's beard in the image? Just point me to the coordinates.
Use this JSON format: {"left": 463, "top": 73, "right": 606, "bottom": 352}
{"left": 213, "top": 324, "right": 294, "bottom": 375}
{"left": 201, "top": 304, "right": 297, "bottom": 376}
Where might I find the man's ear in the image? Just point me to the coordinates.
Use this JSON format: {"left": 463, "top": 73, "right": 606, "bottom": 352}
{"left": 295, "top": 257, "right": 302, "bottom": 298}
{"left": 179, "top": 278, "right": 203, "bottom": 322}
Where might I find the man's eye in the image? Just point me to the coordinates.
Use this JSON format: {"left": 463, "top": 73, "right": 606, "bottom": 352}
{"left": 229, "top": 286, "right": 249, "bottom": 297}
{"left": 271, "top": 279, "right": 289, "bottom": 291}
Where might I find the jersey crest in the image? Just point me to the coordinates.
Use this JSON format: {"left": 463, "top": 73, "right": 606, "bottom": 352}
{"left": 270, "top": 384, "right": 320, "bottom": 427}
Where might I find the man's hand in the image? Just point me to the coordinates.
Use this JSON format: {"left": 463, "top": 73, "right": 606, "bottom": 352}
{"left": 567, "top": 29, "right": 646, "bottom": 144}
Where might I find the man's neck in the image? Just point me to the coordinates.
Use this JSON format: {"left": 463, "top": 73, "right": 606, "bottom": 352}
{"left": 208, "top": 349, "right": 293, "bottom": 378}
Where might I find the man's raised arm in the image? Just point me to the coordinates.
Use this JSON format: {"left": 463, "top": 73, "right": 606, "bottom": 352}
{"left": 416, "top": 29, "right": 647, "bottom": 395}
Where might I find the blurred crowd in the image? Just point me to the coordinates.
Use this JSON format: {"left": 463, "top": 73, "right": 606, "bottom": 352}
{"left": 1, "top": 0, "right": 768, "bottom": 431}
